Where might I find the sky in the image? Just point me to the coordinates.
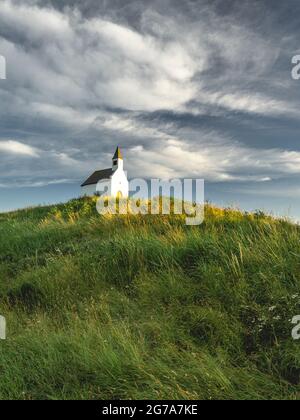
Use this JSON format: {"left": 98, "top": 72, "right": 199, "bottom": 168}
{"left": 0, "top": 0, "right": 300, "bottom": 218}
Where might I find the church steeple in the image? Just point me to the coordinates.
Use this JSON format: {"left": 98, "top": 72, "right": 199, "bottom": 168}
{"left": 112, "top": 146, "right": 123, "bottom": 171}
{"left": 113, "top": 146, "right": 123, "bottom": 160}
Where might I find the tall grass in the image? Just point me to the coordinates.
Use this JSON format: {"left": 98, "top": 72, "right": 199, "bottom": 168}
{"left": 0, "top": 197, "right": 299, "bottom": 399}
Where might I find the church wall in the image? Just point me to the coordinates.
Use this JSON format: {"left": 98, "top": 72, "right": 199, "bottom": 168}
{"left": 111, "top": 169, "right": 129, "bottom": 198}
{"left": 81, "top": 184, "right": 97, "bottom": 196}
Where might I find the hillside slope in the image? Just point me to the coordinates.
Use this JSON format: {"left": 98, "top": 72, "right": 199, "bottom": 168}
{"left": 0, "top": 197, "right": 299, "bottom": 400}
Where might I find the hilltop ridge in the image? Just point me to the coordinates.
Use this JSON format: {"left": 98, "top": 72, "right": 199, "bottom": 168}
{"left": 0, "top": 197, "right": 299, "bottom": 400}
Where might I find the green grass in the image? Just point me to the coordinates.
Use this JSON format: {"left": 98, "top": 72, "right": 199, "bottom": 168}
{"left": 0, "top": 197, "right": 299, "bottom": 400}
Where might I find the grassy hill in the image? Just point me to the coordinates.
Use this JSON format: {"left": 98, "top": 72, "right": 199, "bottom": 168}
{"left": 0, "top": 197, "right": 299, "bottom": 400}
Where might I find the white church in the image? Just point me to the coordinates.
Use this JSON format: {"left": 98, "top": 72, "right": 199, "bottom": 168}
{"left": 81, "top": 146, "right": 129, "bottom": 197}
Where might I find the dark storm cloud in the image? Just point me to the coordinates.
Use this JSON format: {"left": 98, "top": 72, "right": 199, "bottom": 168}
{"left": 0, "top": 0, "right": 300, "bottom": 188}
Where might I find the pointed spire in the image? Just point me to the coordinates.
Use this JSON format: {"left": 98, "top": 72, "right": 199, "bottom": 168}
{"left": 113, "top": 146, "right": 123, "bottom": 160}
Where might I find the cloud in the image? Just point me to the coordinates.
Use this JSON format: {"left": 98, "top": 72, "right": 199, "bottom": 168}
{"left": 0, "top": 140, "right": 39, "bottom": 157}
{"left": 125, "top": 131, "right": 300, "bottom": 182}
{"left": 192, "top": 91, "right": 300, "bottom": 119}
{"left": 0, "top": 0, "right": 289, "bottom": 116}
{"left": 0, "top": 0, "right": 299, "bottom": 190}
{"left": 0, "top": 0, "right": 72, "bottom": 46}
{"left": 93, "top": 111, "right": 300, "bottom": 182}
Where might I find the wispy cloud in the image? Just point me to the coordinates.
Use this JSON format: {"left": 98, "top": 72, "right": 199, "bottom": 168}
{"left": 0, "top": 140, "right": 39, "bottom": 157}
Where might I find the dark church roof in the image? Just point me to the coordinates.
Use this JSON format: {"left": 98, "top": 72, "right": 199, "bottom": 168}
{"left": 81, "top": 168, "right": 113, "bottom": 187}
